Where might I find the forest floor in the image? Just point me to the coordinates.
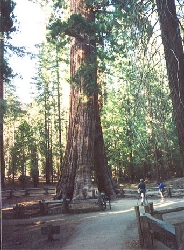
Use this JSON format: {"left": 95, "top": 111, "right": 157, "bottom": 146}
{"left": 2, "top": 177, "right": 184, "bottom": 250}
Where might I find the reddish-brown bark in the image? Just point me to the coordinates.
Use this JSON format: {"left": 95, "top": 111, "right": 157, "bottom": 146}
{"left": 56, "top": 0, "right": 116, "bottom": 199}
{"left": 0, "top": 0, "right": 5, "bottom": 187}
{"left": 156, "top": 0, "right": 184, "bottom": 174}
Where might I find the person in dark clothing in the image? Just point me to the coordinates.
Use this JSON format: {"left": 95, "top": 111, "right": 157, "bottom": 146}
{"left": 138, "top": 179, "right": 146, "bottom": 205}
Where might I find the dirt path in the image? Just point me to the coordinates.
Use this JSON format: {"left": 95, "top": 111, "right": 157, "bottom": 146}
{"left": 2, "top": 198, "right": 184, "bottom": 250}
{"left": 61, "top": 198, "right": 184, "bottom": 250}
{"left": 62, "top": 200, "right": 138, "bottom": 250}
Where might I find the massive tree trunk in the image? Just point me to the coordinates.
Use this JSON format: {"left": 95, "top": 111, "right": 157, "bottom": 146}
{"left": 56, "top": 0, "right": 116, "bottom": 200}
{"left": 156, "top": 0, "right": 184, "bottom": 174}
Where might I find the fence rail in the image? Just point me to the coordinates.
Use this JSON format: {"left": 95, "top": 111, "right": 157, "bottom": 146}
{"left": 13, "top": 199, "right": 66, "bottom": 218}
{"left": 135, "top": 203, "right": 184, "bottom": 249}
{"left": 122, "top": 186, "right": 183, "bottom": 198}
{"left": 12, "top": 198, "right": 101, "bottom": 218}
{"left": 2, "top": 187, "right": 56, "bottom": 199}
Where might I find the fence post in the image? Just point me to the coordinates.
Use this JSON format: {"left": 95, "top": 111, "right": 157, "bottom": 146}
{"left": 98, "top": 192, "right": 103, "bottom": 211}
{"left": 9, "top": 190, "right": 13, "bottom": 199}
{"left": 44, "top": 188, "right": 48, "bottom": 195}
{"left": 25, "top": 188, "right": 29, "bottom": 196}
{"left": 144, "top": 204, "right": 150, "bottom": 213}
{"left": 39, "top": 201, "right": 45, "bottom": 215}
{"left": 140, "top": 215, "right": 153, "bottom": 248}
{"left": 134, "top": 206, "right": 144, "bottom": 247}
{"left": 144, "top": 202, "right": 154, "bottom": 215}
{"left": 62, "top": 198, "right": 69, "bottom": 213}
{"left": 168, "top": 187, "right": 172, "bottom": 198}
{"left": 149, "top": 202, "right": 154, "bottom": 215}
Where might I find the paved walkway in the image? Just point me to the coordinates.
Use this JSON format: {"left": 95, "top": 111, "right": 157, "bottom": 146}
{"left": 62, "top": 198, "right": 184, "bottom": 250}
{"left": 62, "top": 200, "right": 137, "bottom": 250}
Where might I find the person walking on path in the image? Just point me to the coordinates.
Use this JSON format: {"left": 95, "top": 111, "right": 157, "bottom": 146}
{"left": 158, "top": 180, "right": 164, "bottom": 200}
{"left": 138, "top": 179, "right": 146, "bottom": 205}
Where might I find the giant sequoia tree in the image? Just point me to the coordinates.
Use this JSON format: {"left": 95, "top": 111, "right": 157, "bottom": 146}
{"left": 156, "top": 0, "right": 184, "bottom": 174}
{"left": 54, "top": 0, "right": 117, "bottom": 199}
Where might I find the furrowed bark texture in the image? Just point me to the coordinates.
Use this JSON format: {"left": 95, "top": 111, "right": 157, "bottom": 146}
{"left": 56, "top": 0, "right": 116, "bottom": 199}
{"left": 0, "top": 0, "right": 5, "bottom": 187}
{"left": 156, "top": 0, "right": 184, "bottom": 173}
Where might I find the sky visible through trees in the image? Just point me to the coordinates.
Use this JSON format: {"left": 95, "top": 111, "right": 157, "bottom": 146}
{"left": 9, "top": 0, "right": 45, "bottom": 103}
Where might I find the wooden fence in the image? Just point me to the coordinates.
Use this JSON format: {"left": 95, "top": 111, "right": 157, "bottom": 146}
{"left": 2, "top": 187, "right": 100, "bottom": 201}
{"left": 122, "top": 186, "right": 183, "bottom": 198}
{"left": 13, "top": 199, "right": 66, "bottom": 218}
{"left": 1, "top": 187, "right": 56, "bottom": 210}
{"left": 135, "top": 203, "right": 184, "bottom": 249}
{"left": 11, "top": 198, "right": 101, "bottom": 218}
{"left": 1, "top": 187, "right": 104, "bottom": 218}
{"left": 2, "top": 187, "right": 56, "bottom": 200}
{"left": 2, "top": 186, "right": 182, "bottom": 202}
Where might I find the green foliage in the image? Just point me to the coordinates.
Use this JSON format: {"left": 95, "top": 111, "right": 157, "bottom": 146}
{"left": 0, "top": 98, "right": 6, "bottom": 122}
{"left": 49, "top": 14, "right": 98, "bottom": 42}
{"left": 2, "top": 0, "right": 16, "bottom": 36}
{"left": 2, "top": 0, "right": 17, "bottom": 86}
{"left": 72, "top": 55, "right": 98, "bottom": 94}
{"left": 30, "top": 40, "right": 69, "bottom": 180}
{"left": 10, "top": 120, "right": 38, "bottom": 177}
{"left": 101, "top": 51, "right": 181, "bottom": 182}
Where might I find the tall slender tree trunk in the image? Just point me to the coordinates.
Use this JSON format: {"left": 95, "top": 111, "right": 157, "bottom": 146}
{"left": 45, "top": 87, "right": 50, "bottom": 184}
{"left": 156, "top": 0, "right": 184, "bottom": 174}
{"left": 0, "top": 0, "right": 5, "bottom": 187}
{"left": 30, "top": 145, "right": 39, "bottom": 188}
{"left": 56, "top": 45, "right": 63, "bottom": 175}
{"left": 56, "top": 0, "right": 116, "bottom": 199}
